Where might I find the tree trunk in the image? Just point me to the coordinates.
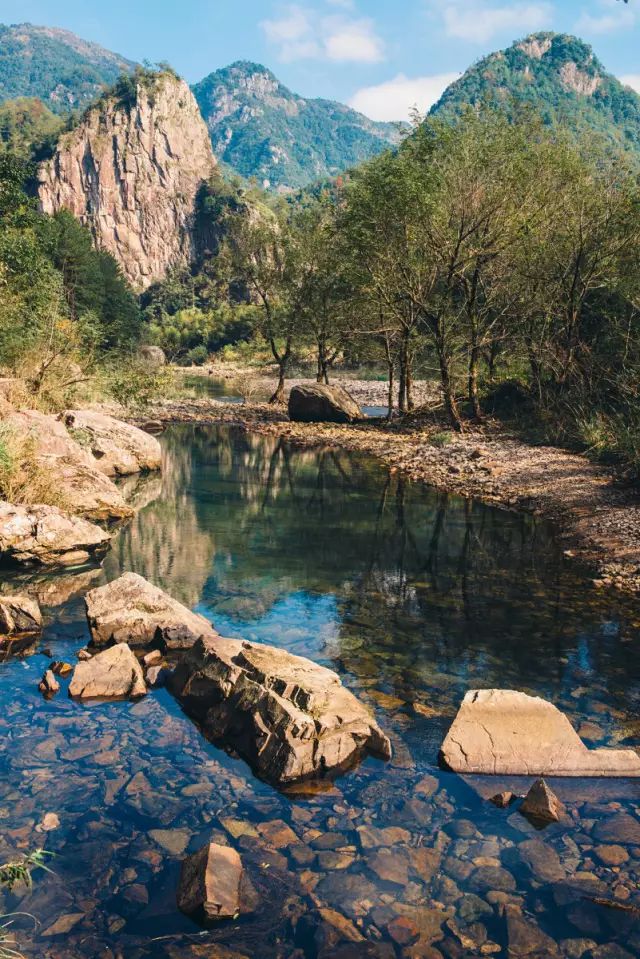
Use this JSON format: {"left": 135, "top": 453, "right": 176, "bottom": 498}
{"left": 468, "top": 343, "right": 482, "bottom": 420}
{"left": 438, "top": 348, "right": 463, "bottom": 432}
{"left": 270, "top": 363, "right": 287, "bottom": 404}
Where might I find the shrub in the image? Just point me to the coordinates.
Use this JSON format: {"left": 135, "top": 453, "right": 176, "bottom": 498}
{"left": 100, "top": 357, "right": 175, "bottom": 411}
{"left": 0, "top": 424, "right": 68, "bottom": 507}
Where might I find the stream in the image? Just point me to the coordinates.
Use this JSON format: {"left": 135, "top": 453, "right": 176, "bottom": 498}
{"left": 1, "top": 424, "right": 640, "bottom": 958}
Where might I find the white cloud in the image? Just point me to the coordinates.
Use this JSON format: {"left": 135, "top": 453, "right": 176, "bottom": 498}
{"left": 260, "top": 4, "right": 385, "bottom": 63}
{"left": 576, "top": 0, "right": 635, "bottom": 35}
{"left": 350, "top": 72, "right": 459, "bottom": 121}
{"left": 324, "top": 17, "right": 385, "bottom": 63}
{"left": 430, "top": 1, "right": 553, "bottom": 44}
{"left": 621, "top": 74, "right": 640, "bottom": 94}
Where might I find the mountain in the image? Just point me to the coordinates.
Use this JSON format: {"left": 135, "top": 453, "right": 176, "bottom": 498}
{"left": 431, "top": 32, "right": 640, "bottom": 154}
{"left": 192, "top": 61, "right": 402, "bottom": 191}
{"left": 39, "top": 71, "right": 216, "bottom": 290}
{"left": 0, "top": 23, "right": 135, "bottom": 113}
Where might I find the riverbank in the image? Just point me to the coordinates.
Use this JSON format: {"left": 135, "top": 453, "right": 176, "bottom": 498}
{"left": 132, "top": 393, "right": 640, "bottom": 595}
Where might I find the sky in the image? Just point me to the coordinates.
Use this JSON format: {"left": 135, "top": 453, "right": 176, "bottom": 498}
{"left": 1, "top": 0, "right": 639, "bottom": 121}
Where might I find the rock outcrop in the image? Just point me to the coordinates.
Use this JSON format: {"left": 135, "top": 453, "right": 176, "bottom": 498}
{"left": 6, "top": 410, "right": 131, "bottom": 522}
{"left": 62, "top": 410, "right": 162, "bottom": 477}
{"left": 170, "top": 634, "right": 392, "bottom": 786}
{"left": 288, "top": 384, "right": 362, "bottom": 424}
{"left": 69, "top": 642, "right": 147, "bottom": 699}
{"left": 85, "top": 572, "right": 214, "bottom": 649}
{"left": 440, "top": 689, "right": 640, "bottom": 777}
{"left": 139, "top": 345, "right": 167, "bottom": 367}
{"left": 177, "top": 843, "right": 256, "bottom": 921}
{"left": 38, "top": 72, "right": 216, "bottom": 290}
{"left": 0, "top": 595, "right": 42, "bottom": 635}
{"left": 0, "top": 502, "right": 110, "bottom": 566}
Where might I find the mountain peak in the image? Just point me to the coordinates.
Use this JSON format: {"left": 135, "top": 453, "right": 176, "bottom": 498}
{"left": 431, "top": 31, "right": 640, "bottom": 152}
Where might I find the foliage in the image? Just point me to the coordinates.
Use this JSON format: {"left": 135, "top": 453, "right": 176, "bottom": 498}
{"left": 192, "top": 61, "right": 402, "bottom": 191}
{"left": 0, "top": 23, "right": 135, "bottom": 114}
{"left": 0, "top": 98, "right": 62, "bottom": 162}
{"left": 0, "top": 423, "right": 68, "bottom": 506}
{"left": 100, "top": 357, "right": 175, "bottom": 411}
{"left": 432, "top": 32, "right": 640, "bottom": 159}
{"left": 0, "top": 850, "right": 53, "bottom": 893}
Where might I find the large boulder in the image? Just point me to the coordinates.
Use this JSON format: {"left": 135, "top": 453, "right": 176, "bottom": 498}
{"left": 440, "top": 689, "right": 640, "bottom": 777}
{"left": 0, "top": 595, "right": 42, "bottom": 635}
{"left": 0, "top": 502, "right": 110, "bottom": 567}
{"left": 139, "top": 345, "right": 167, "bottom": 367}
{"left": 170, "top": 634, "right": 392, "bottom": 786}
{"left": 288, "top": 384, "right": 362, "bottom": 424}
{"left": 69, "top": 643, "right": 147, "bottom": 699}
{"left": 177, "top": 842, "right": 256, "bottom": 921}
{"left": 6, "top": 411, "right": 132, "bottom": 522}
{"left": 85, "top": 572, "right": 215, "bottom": 650}
{"left": 62, "top": 410, "right": 162, "bottom": 477}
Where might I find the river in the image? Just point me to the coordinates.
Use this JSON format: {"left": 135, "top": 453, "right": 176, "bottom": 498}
{"left": 1, "top": 424, "right": 640, "bottom": 958}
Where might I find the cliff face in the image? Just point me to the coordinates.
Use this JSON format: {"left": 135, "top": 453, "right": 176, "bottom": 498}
{"left": 38, "top": 73, "right": 216, "bottom": 290}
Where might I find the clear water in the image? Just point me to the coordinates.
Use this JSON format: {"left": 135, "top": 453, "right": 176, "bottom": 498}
{"left": 2, "top": 424, "right": 640, "bottom": 959}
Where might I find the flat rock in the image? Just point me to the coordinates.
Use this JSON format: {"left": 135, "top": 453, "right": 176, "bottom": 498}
{"left": 592, "top": 812, "right": 640, "bottom": 845}
{"left": 69, "top": 643, "right": 147, "bottom": 699}
{"left": 0, "top": 595, "right": 42, "bottom": 635}
{"left": 504, "top": 904, "right": 559, "bottom": 957}
{"left": 6, "top": 410, "right": 132, "bottom": 521}
{"left": 170, "top": 634, "right": 392, "bottom": 786}
{"left": 63, "top": 410, "right": 162, "bottom": 477}
{"left": 85, "top": 572, "right": 214, "bottom": 649}
{"left": 177, "top": 842, "right": 255, "bottom": 921}
{"left": 0, "top": 502, "right": 110, "bottom": 567}
{"left": 440, "top": 689, "right": 640, "bottom": 776}
{"left": 288, "top": 384, "right": 362, "bottom": 424}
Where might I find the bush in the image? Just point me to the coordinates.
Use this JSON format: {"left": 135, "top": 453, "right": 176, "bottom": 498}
{"left": 100, "top": 357, "right": 175, "bottom": 411}
{"left": 185, "top": 345, "right": 208, "bottom": 366}
{"left": 0, "top": 424, "right": 68, "bottom": 507}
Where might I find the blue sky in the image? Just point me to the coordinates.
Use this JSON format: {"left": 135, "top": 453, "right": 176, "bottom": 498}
{"left": 2, "top": 0, "right": 638, "bottom": 120}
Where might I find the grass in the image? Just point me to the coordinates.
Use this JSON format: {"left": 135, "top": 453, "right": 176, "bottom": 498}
{"left": 0, "top": 424, "right": 68, "bottom": 508}
{"left": 0, "top": 851, "right": 54, "bottom": 959}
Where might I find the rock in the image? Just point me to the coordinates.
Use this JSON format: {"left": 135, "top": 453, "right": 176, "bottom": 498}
{"left": 144, "top": 649, "right": 163, "bottom": 667}
{"left": 592, "top": 813, "right": 640, "bottom": 845}
{"left": 593, "top": 844, "right": 629, "bottom": 866}
{"left": 518, "top": 838, "right": 566, "bottom": 882}
{"left": 51, "top": 661, "right": 73, "bottom": 676}
{"left": 69, "top": 643, "right": 147, "bottom": 700}
{"left": 139, "top": 345, "right": 167, "bottom": 367}
{"left": 440, "top": 689, "right": 640, "bottom": 776}
{"left": 0, "top": 502, "right": 110, "bottom": 567}
{"left": 490, "top": 791, "right": 516, "bottom": 809}
{"left": 151, "top": 828, "right": 191, "bottom": 856}
{"left": 77, "top": 649, "right": 92, "bottom": 661}
{"left": 177, "top": 842, "right": 255, "bottom": 921}
{"left": 519, "top": 779, "right": 565, "bottom": 825}
{"left": 38, "top": 670, "right": 60, "bottom": 696}
{"left": 170, "top": 634, "right": 391, "bottom": 786}
{"left": 38, "top": 812, "right": 60, "bottom": 832}
{"left": 468, "top": 865, "right": 516, "bottom": 894}
{"left": 0, "top": 595, "right": 42, "bottom": 635}
{"left": 39, "top": 74, "right": 216, "bottom": 291}
{"left": 146, "top": 665, "right": 168, "bottom": 688}
{"left": 5, "top": 410, "right": 132, "bottom": 521}
{"left": 559, "top": 940, "right": 597, "bottom": 959}
{"left": 387, "top": 916, "right": 420, "bottom": 946}
{"left": 504, "top": 904, "right": 559, "bottom": 957}
{"left": 62, "top": 410, "right": 162, "bottom": 477}
{"left": 288, "top": 384, "right": 362, "bottom": 424}
{"left": 85, "top": 572, "right": 214, "bottom": 649}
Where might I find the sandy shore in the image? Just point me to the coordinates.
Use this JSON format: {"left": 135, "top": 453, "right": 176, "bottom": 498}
{"left": 132, "top": 392, "right": 640, "bottom": 596}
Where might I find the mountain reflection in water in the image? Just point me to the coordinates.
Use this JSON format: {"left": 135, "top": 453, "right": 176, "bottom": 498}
{"left": 1, "top": 423, "right": 640, "bottom": 959}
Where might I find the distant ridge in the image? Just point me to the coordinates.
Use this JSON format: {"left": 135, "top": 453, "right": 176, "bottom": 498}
{"left": 431, "top": 32, "right": 640, "bottom": 154}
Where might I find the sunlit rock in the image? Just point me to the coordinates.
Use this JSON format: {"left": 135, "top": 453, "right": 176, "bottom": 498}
{"left": 85, "top": 572, "right": 215, "bottom": 649}
{"left": 0, "top": 502, "right": 110, "bottom": 567}
{"left": 170, "top": 634, "right": 392, "bottom": 786}
{"left": 5, "top": 410, "right": 132, "bottom": 521}
{"left": 177, "top": 842, "right": 257, "bottom": 921}
{"left": 440, "top": 689, "right": 640, "bottom": 777}
{"left": 69, "top": 642, "right": 147, "bottom": 699}
{"left": 0, "top": 595, "right": 42, "bottom": 635}
{"left": 288, "top": 384, "right": 362, "bottom": 424}
{"left": 62, "top": 410, "right": 162, "bottom": 477}
{"left": 520, "top": 778, "right": 565, "bottom": 825}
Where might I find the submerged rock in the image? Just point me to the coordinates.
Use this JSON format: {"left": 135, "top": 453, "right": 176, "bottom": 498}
{"left": 177, "top": 842, "right": 256, "bottom": 921}
{"left": 39, "top": 669, "right": 60, "bottom": 697}
{"left": 6, "top": 410, "right": 132, "bottom": 522}
{"left": 0, "top": 595, "right": 42, "bottom": 635}
{"left": 288, "top": 384, "right": 362, "bottom": 424}
{"left": 0, "top": 502, "right": 110, "bottom": 567}
{"left": 69, "top": 643, "right": 147, "bottom": 699}
{"left": 520, "top": 778, "right": 565, "bottom": 825}
{"left": 440, "top": 689, "right": 640, "bottom": 776}
{"left": 62, "top": 410, "right": 162, "bottom": 477}
{"left": 170, "top": 634, "right": 392, "bottom": 786}
{"left": 85, "top": 572, "right": 214, "bottom": 649}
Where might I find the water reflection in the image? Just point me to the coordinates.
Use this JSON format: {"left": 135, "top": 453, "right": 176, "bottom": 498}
{"left": 1, "top": 424, "right": 640, "bottom": 958}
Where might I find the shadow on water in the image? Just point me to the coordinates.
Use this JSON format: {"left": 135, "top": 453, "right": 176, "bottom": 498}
{"left": 1, "top": 423, "right": 640, "bottom": 958}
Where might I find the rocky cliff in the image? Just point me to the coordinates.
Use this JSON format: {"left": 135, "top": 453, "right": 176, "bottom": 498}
{"left": 38, "top": 72, "right": 216, "bottom": 290}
